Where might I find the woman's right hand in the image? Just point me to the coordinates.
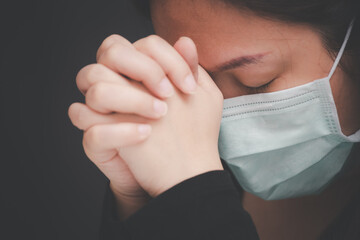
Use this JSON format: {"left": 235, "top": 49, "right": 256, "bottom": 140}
{"left": 68, "top": 34, "right": 199, "bottom": 219}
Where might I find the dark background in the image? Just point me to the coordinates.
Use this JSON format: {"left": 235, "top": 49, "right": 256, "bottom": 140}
{"left": 0, "top": 1, "right": 152, "bottom": 239}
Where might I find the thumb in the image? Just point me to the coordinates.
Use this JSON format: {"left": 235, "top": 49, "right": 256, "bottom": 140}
{"left": 173, "top": 36, "right": 199, "bottom": 81}
{"left": 174, "top": 37, "right": 220, "bottom": 94}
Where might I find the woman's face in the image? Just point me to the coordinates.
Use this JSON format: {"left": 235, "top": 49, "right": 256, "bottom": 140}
{"left": 150, "top": 0, "right": 360, "bottom": 136}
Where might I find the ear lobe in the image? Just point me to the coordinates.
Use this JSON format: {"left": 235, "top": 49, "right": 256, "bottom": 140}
{"left": 173, "top": 36, "right": 199, "bottom": 81}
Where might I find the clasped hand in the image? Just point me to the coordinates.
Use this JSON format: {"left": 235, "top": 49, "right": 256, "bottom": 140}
{"left": 68, "top": 34, "right": 224, "bottom": 219}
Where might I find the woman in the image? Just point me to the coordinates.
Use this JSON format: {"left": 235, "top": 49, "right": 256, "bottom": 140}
{"left": 68, "top": 0, "right": 360, "bottom": 239}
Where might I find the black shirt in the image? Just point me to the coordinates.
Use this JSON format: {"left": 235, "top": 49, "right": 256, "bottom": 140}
{"left": 99, "top": 168, "right": 360, "bottom": 240}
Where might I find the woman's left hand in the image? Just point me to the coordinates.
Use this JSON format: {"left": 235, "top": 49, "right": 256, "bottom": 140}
{"left": 118, "top": 65, "right": 225, "bottom": 197}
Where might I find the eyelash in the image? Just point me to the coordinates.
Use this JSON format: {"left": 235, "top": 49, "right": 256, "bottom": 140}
{"left": 247, "top": 78, "right": 276, "bottom": 93}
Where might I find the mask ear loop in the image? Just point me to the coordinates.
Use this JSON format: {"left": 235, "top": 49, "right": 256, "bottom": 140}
{"left": 328, "top": 18, "right": 355, "bottom": 79}
{"left": 329, "top": 17, "right": 360, "bottom": 141}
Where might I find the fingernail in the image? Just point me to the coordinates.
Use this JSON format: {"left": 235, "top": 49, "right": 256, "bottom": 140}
{"left": 138, "top": 124, "right": 152, "bottom": 136}
{"left": 153, "top": 99, "right": 168, "bottom": 116}
{"left": 184, "top": 74, "right": 197, "bottom": 94}
{"left": 158, "top": 77, "right": 174, "bottom": 97}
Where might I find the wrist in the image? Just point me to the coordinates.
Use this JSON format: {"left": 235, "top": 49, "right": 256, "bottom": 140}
{"left": 152, "top": 157, "right": 224, "bottom": 197}
{"left": 113, "top": 194, "right": 151, "bottom": 221}
{"left": 110, "top": 183, "right": 152, "bottom": 221}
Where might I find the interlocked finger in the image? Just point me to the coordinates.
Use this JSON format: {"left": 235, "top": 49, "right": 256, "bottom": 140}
{"left": 85, "top": 81, "right": 168, "bottom": 119}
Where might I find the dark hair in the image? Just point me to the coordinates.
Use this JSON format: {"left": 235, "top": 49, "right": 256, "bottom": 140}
{"left": 133, "top": 0, "right": 360, "bottom": 81}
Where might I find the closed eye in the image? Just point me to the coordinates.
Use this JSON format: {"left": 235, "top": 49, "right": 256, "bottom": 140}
{"left": 245, "top": 78, "right": 276, "bottom": 94}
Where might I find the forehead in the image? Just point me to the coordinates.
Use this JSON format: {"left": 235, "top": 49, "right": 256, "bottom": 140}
{"left": 149, "top": 0, "right": 275, "bottom": 44}
{"left": 149, "top": 0, "right": 313, "bottom": 68}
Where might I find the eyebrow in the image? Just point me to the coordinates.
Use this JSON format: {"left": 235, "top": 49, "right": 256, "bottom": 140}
{"left": 209, "top": 52, "right": 269, "bottom": 74}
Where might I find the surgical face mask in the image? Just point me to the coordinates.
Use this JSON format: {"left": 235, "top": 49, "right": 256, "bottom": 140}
{"left": 218, "top": 19, "right": 360, "bottom": 200}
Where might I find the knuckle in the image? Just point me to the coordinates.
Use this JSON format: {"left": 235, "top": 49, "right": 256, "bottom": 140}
{"left": 103, "top": 34, "right": 130, "bottom": 47}
{"left": 143, "top": 34, "right": 164, "bottom": 47}
{"left": 68, "top": 103, "right": 88, "bottom": 130}
{"left": 81, "top": 137, "right": 96, "bottom": 162}
{"left": 100, "top": 34, "right": 124, "bottom": 53}
{"left": 103, "top": 34, "right": 122, "bottom": 45}
{"left": 75, "top": 65, "right": 90, "bottom": 89}
{"left": 97, "top": 34, "right": 132, "bottom": 62}
{"left": 99, "top": 43, "right": 123, "bottom": 63}
{"left": 84, "top": 125, "right": 103, "bottom": 148}
{"left": 85, "top": 64, "right": 105, "bottom": 84}
{"left": 86, "top": 82, "right": 109, "bottom": 104}
{"left": 68, "top": 103, "right": 80, "bottom": 123}
{"left": 76, "top": 64, "right": 103, "bottom": 86}
{"left": 76, "top": 108, "right": 87, "bottom": 127}
{"left": 77, "top": 105, "right": 87, "bottom": 125}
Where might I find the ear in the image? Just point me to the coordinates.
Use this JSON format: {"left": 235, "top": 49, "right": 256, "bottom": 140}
{"left": 173, "top": 36, "right": 199, "bottom": 82}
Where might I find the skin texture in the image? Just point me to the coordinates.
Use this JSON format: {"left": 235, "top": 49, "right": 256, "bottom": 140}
{"left": 149, "top": 0, "right": 360, "bottom": 240}
{"left": 150, "top": 0, "right": 360, "bottom": 136}
{"left": 68, "top": 34, "right": 223, "bottom": 219}
{"left": 67, "top": 0, "right": 360, "bottom": 236}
